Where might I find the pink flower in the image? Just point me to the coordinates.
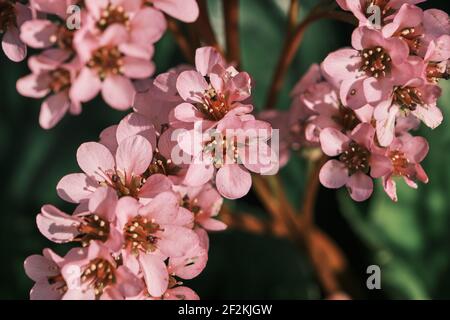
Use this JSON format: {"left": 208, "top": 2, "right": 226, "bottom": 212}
{"left": 115, "top": 192, "right": 199, "bottom": 297}
{"left": 36, "top": 187, "right": 122, "bottom": 251}
{"left": 179, "top": 183, "right": 226, "bottom": 231}
{"left": 70, "top": 24, "right": 155, "bottom": 110}
{"left": 380, "top": 134, "right": 429, "bottom": 201}
{"left": 175, "top": 47, "right": 253, "bottom": 128}
{"left": 149, "top": 0, "right": 199, "bottom": 23}
{"left": 16, "top": 52, "right": 82, "bottom": 129}
{"left": 24, "top": 249, "right": 67, "bottom": 300}
{"left": 374, "top": 57, "right": 443, "bottom": 146}
{"left": 61, "top": 242, "right": 143, "bottom": 300}
{"left": 290, "top": 64, "right": 374, "bottom": 145}
{"left": 82, "top": 0, "right": 166, "bottom": 52}
{"left": 337, "top": 0, "right": 426, "bottom": 28}
{"left": 20, "top": 2, "right": 77, "bottom": 59}
{"left": 1, "top": 1, "right": 31, "bottom": 62}
{"left": 319, "top": 123, "right": 391, "bottom": 202}
{"left": 57, "top": 135, "right": 166, "bottom": 203}
{"left": 322, "top": 26, "right": 410, "bottom": 109}
{"left": 178, "top": 116, "right": 277, "bottom": 199}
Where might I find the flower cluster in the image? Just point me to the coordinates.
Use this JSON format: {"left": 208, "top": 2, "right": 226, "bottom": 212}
{"left": 8, "top": 0, "right": 199, "bottom": 129}
{"left": 24, "top": 46, "right": 277, "bottom": 299}
{"left": 265, "top": 0, "right": 449, "bottom": 202}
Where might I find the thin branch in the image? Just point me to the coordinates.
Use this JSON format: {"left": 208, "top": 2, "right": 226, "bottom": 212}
{"left": 264, "top": 10, "right": 356, "bottom": 109}
{"left": 194, "top": 0, "right": 222, "bottom": 52}
{"left": 223, "top": 0, "right": 241, "bottom": 66}
{"left": 167, "top": 18, "right": 195, "bottom": 64}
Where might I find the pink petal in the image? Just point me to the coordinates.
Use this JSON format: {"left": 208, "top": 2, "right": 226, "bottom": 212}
{"left": 122, "top": 56, "right": 155, "bottom": 79}
{"left": 176, "top": 70, "right": 208, "bottom": 103}
{"left": 168, "top": 245, "right": 208, "bottom": 279}
{"left": 88, "top": 187, "right": 118, "bottom": 222}
{"left": 39, "top": 92, "right": 70, "bottom": 129}
{"left": 346, "top": 172, "right": 373, "bottom": 202}
{"left": 102, "top": 75, "right": 135, "bottom": 110}
{"left": 216, "top": 165, "right": 252, "bottom": 200}
{"left": 36, "top": 205, "right": 80, "bottom": 243}
{"left": 319, "top": 128, "right": 350, "bottom": 156}
{"left": 370, "top": 154, "right": 392, "bottom": 178}
{"left": 20, "top": 20, "right": 57, "bottom": 48}
{"left": 69, "top": 67, "right": 101, "bottom": 103}
{"left": 158, "top": 226, "right": 199, "bottom": 258}
{"left": 139, "top": 254, "right": 169, "bottom": 298}
{"left": 115, "top": 197, "right": 141, "bottom": 229}
{"left": 16, "top": 73, "right": 50, "bottom": 98}
{"left": 76, "top": 142, "right": 115, "bottom": 180}
{"left": 319, "top": 160, "right": 349, "bottom": 189}
{"left": 174, "top": 103, "right": 204, "bottom": 122}
{"left": 131, "top": 7, "right": 166, "bottom": 44}
{"left": 195, "top": 46, "right": 226, "bottom": 76}
{"left": 322, "top": 48, "right": 360, "bottom": 82}
{"left": 139, "top": 174, "right": 173, "bottom": 199}
{"left": 139, "top": 192, "right": 179, "bottom": 224}
{"left": 164, "top": 287, "right": 199, "bottom": 300}
{"left": 153, "top": 0, "right": 199, "bottom": 23}
{"left": 24, "top": 254, "right": 59, "bottom": 282}
{"left": 116, "top": 112, "right": 157, "bottom": 146}
{"left": 116, "top": 135, "right": 153, "bottom": 177}
{"left": 2, "top": 26, "right": 27, "bottom": 62}
{"left": 184, "top": 163, "right": 215, "bottom": 187}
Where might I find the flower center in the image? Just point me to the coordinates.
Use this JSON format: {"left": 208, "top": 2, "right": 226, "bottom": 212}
{"left": 124, "top": 216, "right": 162, "bottom": 254}
{"left": 48, "top": 68, "right": 71, "bottom": 94}
{"left": 398, "top": 27, "right": 422, "bottom": 53}
{"left": 97, "top": 4, "right": 129, "bottom": 31}
{"left": 0, "top": 1, "right": 16, "bottom": 34}
{"left": 100, "top": 170, "right": 145, "bottom": 199}
{"left": 198, "top": 86, "right": 229, "bottom": 121}
{"left": 336, "top": 104, "right": 360, "bottom": 132}
{"left": 389, "top": 150, "right": 410, "bottom": 177}
{"left": 204, "top": 135, "right": 240, "bottom": 168}
{"left": 147, "top": 153, "right": 181, "bottom": 177}
{"left": 87, "top": 46, "right": 124, "bottom": 80}
{"left": 181, "top": 195, "right": 202, "bottom": 215}
{"left": 75, "top": 214, "right": 110, "bottom": 247}
{"left": 393, "top": 86, "right": 423, "bottom": 111}
{"left": 49, "top": 25, "right": 75, "bottom": 51}
{"left": 360, "top": 47, "right": 392, "bottom": 78}
{"left": 81, "top": 258, "right": 116, "bottom": 299}
{"left": 339, "top": 141, "right": 370, "bottom": 175}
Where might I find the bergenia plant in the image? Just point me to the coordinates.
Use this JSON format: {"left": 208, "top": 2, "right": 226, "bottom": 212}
{"left": 4, "top": 0, "right": 446, "bottom": 300}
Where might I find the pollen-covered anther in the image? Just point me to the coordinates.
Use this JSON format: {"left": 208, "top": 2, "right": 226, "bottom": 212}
{"left": 124, "top": 216, "right": 162, "bottom": 254}
{"left": 390, "top": 150, "right": 410, "bottom": 177}
{"left": 199, "top": 86, "right": 229, "bottom": 121}
{"left": 48, "top": 68, "right": 71, "bottom": 94}
{"left": 360, "top": 46, "right": 391, "bottom": 78}
{"left": 339, "top": 141, "right": 370, "bottom": 175}
{"left": 81, "top": 258, "right": 116, "bottom": 299}
{"left": 393, "top": 86, "right": 423, "bottom": 111}
{"left": 76, "top": 214, "right": 110, "bottom": 246}
{"left": 97, "top": 4, "right": 130, "bottom": 31}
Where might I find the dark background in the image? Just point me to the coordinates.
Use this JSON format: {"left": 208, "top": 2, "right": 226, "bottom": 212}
{"left": 0, "top": 0, "right": 449, "bottom": 299}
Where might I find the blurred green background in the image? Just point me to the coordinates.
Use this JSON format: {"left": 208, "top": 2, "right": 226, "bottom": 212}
{"left": 0, "top": 0, "right": 449, "bottom": 300}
